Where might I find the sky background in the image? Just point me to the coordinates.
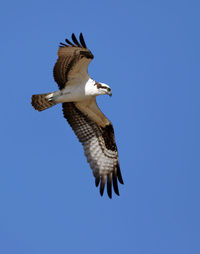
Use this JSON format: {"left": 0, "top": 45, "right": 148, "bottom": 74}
{"left": 1, "top": 0, "right": 200, "bottom": 253}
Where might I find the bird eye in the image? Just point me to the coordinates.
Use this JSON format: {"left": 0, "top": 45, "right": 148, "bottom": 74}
{"left": 107, "top": 87, "right": 111, "bottom": 92}
{"left": 96, "top": 83, "right": 101, "bottom": 89}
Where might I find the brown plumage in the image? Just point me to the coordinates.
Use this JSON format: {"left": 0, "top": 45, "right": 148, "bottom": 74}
{"left": 31, "top": 93, "right": 57, "bottom": 111}
{"left": 53, "top": 33, "right": 94, "bottom": 90}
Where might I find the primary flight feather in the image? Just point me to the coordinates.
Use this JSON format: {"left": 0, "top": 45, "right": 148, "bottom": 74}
{"left": 31, "top": 33, "right": 124, "bottom": 198}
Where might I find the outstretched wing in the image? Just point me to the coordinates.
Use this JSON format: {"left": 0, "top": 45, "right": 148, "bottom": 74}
{"left": 62, "top": 102, "right": 124, "bottom": 198}
{"left": 53, "top": 33, "right": 94, "bottom": 90}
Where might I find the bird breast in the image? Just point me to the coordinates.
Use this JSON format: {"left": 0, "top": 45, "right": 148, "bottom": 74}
{"left": 54, "top": 79, "right": 96, "bottom": 103}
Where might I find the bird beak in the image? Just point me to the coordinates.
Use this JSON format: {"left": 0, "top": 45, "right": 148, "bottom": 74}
{"left": 108, "top": 91, "right": 112, "bottom": 97}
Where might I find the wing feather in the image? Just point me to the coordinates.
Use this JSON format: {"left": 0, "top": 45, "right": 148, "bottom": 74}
{"left": 117, "top": 163, "right": 124, "bottom": 184}
{"left": 100, "top": 175, "right": 106, "bottom": 196}
{"left": 65, "top": 38, "right": 75, "bottom": 47}
{"left": 54, "top": 33, "right": 94, "bottom": 90}
{"left": 79, "top": 33, "right": 87, "bottom": 48}
{"left": 107, "top": 173, "right": 112, "bottom": 199}
{"left": 95, "top": 176, "right": 100, "bottom": 187}
{"left": 112, "top": 171, "right": 119, "bottom": 196}
{"left": 62, "top": 102, "right": 123, "bottom": 198}
{"left": 59, "top": 42, "right": 68, "bottom": 47}
{"left": 72, "top": 33, "right": 81, "bottom": 47}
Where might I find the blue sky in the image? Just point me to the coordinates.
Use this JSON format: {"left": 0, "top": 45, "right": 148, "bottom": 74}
{"left": 1, "top": 0, "right": 200, "bottom": 253}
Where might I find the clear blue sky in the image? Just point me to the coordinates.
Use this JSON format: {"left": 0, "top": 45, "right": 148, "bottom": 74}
{"left": 1, "top": 0, "right": 200, "bottom": 253}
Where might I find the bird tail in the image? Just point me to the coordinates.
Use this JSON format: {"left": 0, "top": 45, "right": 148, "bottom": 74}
{"left": 31, "top": 92, "right": 57, "bottom": 111}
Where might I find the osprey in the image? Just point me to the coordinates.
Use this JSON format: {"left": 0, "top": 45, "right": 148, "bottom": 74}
{"left": 31, "top": 33, "right": 123, "bottom": 198}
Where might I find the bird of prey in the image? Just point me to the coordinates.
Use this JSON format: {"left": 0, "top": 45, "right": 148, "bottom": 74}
{"left": 31, "top": 33, "right": 123, "bottom": 198}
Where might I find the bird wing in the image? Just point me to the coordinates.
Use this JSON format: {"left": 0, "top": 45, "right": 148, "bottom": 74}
{"left": 53, "top": 33, "right": 94, "bottom": 90}
{"left": 62, "top": 100, "right": 124, "bottom": 198}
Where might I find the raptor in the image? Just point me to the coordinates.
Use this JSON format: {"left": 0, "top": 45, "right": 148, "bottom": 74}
{"left": 31, "top": 33, "right": 124, "bottom": 198}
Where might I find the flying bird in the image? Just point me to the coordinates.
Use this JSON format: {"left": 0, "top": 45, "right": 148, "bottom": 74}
{"left": 31, "top": 33, "right": 124, "bottom": 198}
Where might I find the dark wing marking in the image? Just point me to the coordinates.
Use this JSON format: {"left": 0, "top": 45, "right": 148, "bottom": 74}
{"left": 72, "top": 33, "right": 81, "bottom": 47}
{"left": 116, "top": 162, "right": 124, "bottom": 184}
{"left": 79, "top": 33, "right": 87, "bottom": 48}
{"left": 60, "top": 42, "right": 68, "bottom": 47}
{"left": 62, "top": 102, "right": 124, "bottom": 198}
{"left": 107, "top": 173, "right": 112, "bottom": 198}
{"left": 65, "top": 38, "right": 75, "bottom": 47}
{"left": 54, "top": 33, "right": 94, "bottom": 90}
{"left": 101, "top": 124, "right": 117, "bottom": 151}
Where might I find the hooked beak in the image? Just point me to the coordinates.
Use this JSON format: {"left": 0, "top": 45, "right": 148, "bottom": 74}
{"left": 108, "top": 91, "right": 112, "bottom": 97}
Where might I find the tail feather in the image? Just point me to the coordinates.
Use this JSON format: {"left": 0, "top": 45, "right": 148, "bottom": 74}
{"left": 31, "top": 93, "right": 57, "bottom": 111}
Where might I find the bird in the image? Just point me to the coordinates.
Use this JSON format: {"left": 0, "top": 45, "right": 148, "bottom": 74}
{"left": 31, "top": 33, "right": 124, "bottom": 198}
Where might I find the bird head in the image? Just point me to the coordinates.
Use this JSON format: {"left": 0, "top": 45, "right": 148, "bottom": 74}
{"left": 94, "top": 82, "right": 112, "bottom": 97}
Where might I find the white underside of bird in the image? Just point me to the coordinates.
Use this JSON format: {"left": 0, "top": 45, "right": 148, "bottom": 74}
{"left": 45, "top": 78, "right": 111, "bottom": 127}
{"left": 47, "top": 78, "right": 109, "bottom": 102}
